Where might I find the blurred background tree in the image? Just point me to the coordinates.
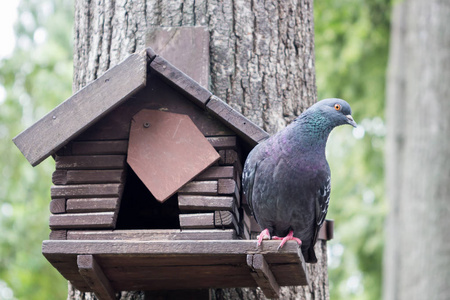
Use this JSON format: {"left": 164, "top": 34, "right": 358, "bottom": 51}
{"left": 384, "top": 1, "right": 450, "bottom": 299}
{"left": 0, "top": 0, "right": 391, "bottom": 299}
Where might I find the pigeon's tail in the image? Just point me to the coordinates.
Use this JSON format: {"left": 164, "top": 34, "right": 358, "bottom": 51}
{"left": 302, "top": 246, "right": 318, "bottom": 264}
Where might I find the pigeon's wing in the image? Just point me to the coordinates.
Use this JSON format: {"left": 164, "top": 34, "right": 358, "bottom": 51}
{"left": 303, "top": 174, "right": 331, "bottom": 263}
{"left": 242, "top": 148, "right": 259, "bottom": 218}
{"left": 312, "top": 175, "right": 331, "bottom": 245}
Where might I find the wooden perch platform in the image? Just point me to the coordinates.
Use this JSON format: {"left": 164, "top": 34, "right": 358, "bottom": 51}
{"left": 42, "top": 240, "right": 308, "bottom": 299}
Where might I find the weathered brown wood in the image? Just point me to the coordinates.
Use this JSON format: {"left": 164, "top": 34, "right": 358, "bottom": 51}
{"left": 49, "top": 212, "right": 116, "bottom": 229}
{"left": 13, "top": 51, "right": 147, "bottom": 166}
{"left": 55, "top": 155, "right": 126, "bottom": 170}
{"left": 195, "top": 166, "right": 234, "bottom": 181}
{"left": 214, "top": 211, "right": 236, "bottom": 228}
{"left": 150, "top": 55, "right": 212, "bottom": 107}
{"left": 50, "top": 198, "right": 66, "bottom": 214}
{"left": 146, "top": 27, "right": 209, "bottom": 89}
{"left": 218, "top": 178, "right": 239, "bottom": 195}
{"left": 51, "top": 184, "right": 123, "bottom": 199}
{"left": 67, "top": 170, "right": 125, "bottom": 185}
{"left": 178, "top": 181, "right": 218, "bottom": 195}
{"left": 241, "top": 213, "right": 253, "bottom": 239}
{"left": 49, "top": 230, "right": 67, "bottom": 240}
{"left": 77, "top": 255, "right": 116, "bottom": 300}
{"left": 146, "top": 47, "right": 157, "bottom": 61}
{"left": 246, "top": 212, "right": 262, "bottom": 234}
{"left": 106, "top": 265, "right": 254, "bottom": 291}
{"left": 75, "top": 74, "right": 233, "bottom": 141}
{"left": 55, "top": 143, "right": 73, "bottom": 156}
{"left": 87, "top": 254, "right": 246, "bottom": 268}
{"left": 206, "top": 136, "right": 237, "bottom": 149}
{"left": 269, "top": 251, "right": 310, "bottom": 288}
{"left": 178, "top": 195, "right": 235, "bottom": 211}
{"left": 52, "top": 170, "right": 67, "bottom": 185}
{"left": 318, "top": 219, "right": 334, "bottom": 241}
{"left": 241, "top": 224, "right": 251, "bottom": 240}
{"left": 42, "top": 240, "right": 307, "bottom": 292}
{"left": 214, "top": 210, "right": 240, "bottom": 235}
{"left": 242, "top": 210, "right": 252, "bottom": 233}
{"left": 217, "top": 150, "right": 243, "bottom": 179}
{"left": 217, "top": 150, "right": 226, "bottom": 165}
{"left": 53, "top": 169, "right": 126, "bottom": 185}
{"left": 271, "top": 264, "right": 309, "bottom": 287}
{"left": 224, "top": 150, "right": 239, "bottom": 165}
{"left": 234, "top": 163, "right": 242, "bottom": 191}
{"left": 56, "top": 141, "right": 129, "bottom": 156}
{"left": 66, "top": 198, "right": 120, "bottom": 213}
{"left": 71, "top": 140, "right": 128, "bottom": 155}
{"left": 218, "top": 179, "right": 240, "bottom": 207}
{"left": 128, "top": 109, "right": 220, "bottom": 202}
{"left": 247, "top": 254, "right": 280, "bottom": 299}
{"left": 206, "top": 95, "right": 269, "bottom": 146}
{"left": 66, "top": 229, "right": 236, "bottom": 241}
{"left": 179, "top": 213, "right": 215, "bottom": 229}
{"left": 42, "top": 240, "right": 303, "bottom": 256}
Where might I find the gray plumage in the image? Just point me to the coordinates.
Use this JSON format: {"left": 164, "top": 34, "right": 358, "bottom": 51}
{"left": 242, "top": 98, "right": 356, "bottom": 263}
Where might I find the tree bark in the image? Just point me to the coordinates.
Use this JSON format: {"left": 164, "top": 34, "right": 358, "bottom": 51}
{"left": 70, "top": 0, "right": 325, "bottom": 299}
{"left": 384, "top": 1, "right": 450, "bottom": 300}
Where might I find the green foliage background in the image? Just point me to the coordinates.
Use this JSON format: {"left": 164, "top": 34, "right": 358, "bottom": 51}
{"left": 0, "top": 0, "right": 390, "bottom": 299}
{"left": 315, "top": 0, "right": 391, "bottom": 299}
{"left": 0, "top": 0, "right": 73, "bottom": 298}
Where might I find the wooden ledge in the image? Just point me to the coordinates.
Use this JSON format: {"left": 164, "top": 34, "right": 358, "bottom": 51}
{"left": 42, "top": 240, "right": 308, "bottom": 297}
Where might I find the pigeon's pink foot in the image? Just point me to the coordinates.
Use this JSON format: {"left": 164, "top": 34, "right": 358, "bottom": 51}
{"left": 272, "top": 230, "right": 302, "bottom": 250}
{"left": 256, "top": 228, "right": 271, "bottom": 247}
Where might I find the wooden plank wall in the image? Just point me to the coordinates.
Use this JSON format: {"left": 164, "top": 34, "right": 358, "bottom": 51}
{"left": 46, "top": 77, "right": 256, "bottom": 241}
{"left": 178, "top": 135, "right": 251, "bottom": 239}
{"left": 49, "top": 140, "right": 128, "bottom": 238}
{"left": 50, "top": 136, "right": 249, "bottom": 241}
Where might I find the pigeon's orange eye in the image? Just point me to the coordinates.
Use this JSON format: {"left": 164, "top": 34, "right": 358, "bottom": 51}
{"left": 334, "top": 104, "right": 341, "bottom": 111}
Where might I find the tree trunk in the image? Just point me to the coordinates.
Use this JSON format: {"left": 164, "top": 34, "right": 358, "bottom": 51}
{"left": 384, "top": 1, "right": 450, "bottom": 300}
{"left": 70, "top": 0, "right": 326, "bottom": 299}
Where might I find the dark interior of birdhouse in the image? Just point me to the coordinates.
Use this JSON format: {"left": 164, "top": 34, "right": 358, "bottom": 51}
{"left": 116, "top": 165, "right": 181, "bottom": 230}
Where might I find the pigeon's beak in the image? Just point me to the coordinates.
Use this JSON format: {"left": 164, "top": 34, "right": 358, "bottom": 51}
{"left": 346, "top": 115, "right": 357, "bottom": 127}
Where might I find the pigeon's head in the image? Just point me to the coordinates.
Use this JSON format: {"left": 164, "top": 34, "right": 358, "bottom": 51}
{"left": 309, "top": 98, "right": 357, "bottom": 128}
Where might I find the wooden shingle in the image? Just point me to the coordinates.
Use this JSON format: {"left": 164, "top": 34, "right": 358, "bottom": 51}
{"left": 13, "top": 51, "right": 148, "bottom": 166}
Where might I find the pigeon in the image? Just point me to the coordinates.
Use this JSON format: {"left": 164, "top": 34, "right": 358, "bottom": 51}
{"left": 242, "top": 98, "right": 356, "bottom": 263}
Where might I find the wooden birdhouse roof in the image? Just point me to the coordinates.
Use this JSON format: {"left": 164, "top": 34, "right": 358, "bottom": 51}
{"left": 13, "top": 47, "right": 269, "bottom": 167}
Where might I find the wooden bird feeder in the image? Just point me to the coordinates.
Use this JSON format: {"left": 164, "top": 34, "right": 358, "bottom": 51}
{"left": 13, "top": 27, "right": 333, "bottom": 300}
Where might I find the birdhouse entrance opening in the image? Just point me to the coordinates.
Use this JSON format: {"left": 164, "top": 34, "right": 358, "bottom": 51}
{"left": 115, "top": 165, "right": 181, "bottom": 230}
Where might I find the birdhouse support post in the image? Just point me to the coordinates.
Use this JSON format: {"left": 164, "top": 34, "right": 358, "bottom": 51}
{"left": 77, "top": 255, "right": 116, "bottom": 300}
{"left": 247, "top": 254, "right": 280, "bottom": 298}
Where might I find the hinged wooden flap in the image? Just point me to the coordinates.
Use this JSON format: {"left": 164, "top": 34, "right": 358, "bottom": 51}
{"left": 127, "top": 110, "right": 220, "bottom": 202}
